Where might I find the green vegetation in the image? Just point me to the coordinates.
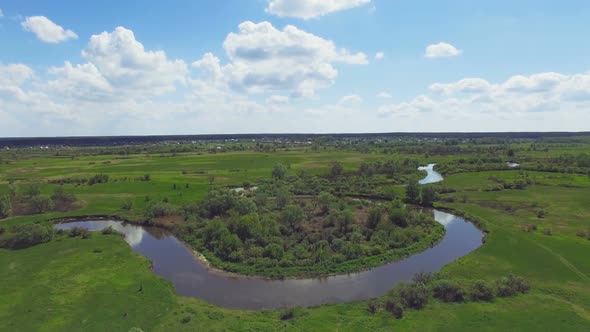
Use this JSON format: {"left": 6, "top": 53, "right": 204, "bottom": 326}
{"left": 1, "top": 135, "right": 589, "bottom": 330}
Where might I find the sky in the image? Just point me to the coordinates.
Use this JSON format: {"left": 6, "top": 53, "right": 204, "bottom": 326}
{"left": 1, "top": 0, "right": 590, "bottom": 137}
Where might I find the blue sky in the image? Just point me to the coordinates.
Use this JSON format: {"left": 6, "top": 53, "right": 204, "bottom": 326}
{"left": 1, "top": 0, "right": 590, "bottom": 136}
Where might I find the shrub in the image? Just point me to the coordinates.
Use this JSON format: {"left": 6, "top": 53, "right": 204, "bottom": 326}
{"left": 29, "top": 196, "right": 53, "bottom": 214}
{"left": 69, "top": 227, "right": 90, "bottom": 238}
{"left": 396, "top": 283, "right": 429, "bottom": 309}
{"left": 279, "top": 308, "right": 295, "bottom": 320}
{"left": 121, "top": 199, "right": 134, "bottom": 211}
{"left": 180, "top": 316, "right": 191, "bottom": 324}
{"left": 0, "top": 195, "right": 12, "bottom": 219}
{"left": 101, "top": 226, "right": 115, "bottom": 235}
{"left": 412, "top": 272, "right": 435, "bottom": 286}
{"left": 496, "top": 274, "right": 530, "bottom": 297}
{"left": 367, "top": 300, "right": 380, "bottom": 314}
{"left": 431, "top": 280, "right": 465, "bottom": 303}
{"left": 537, "top": 209, "right": 546, "bottom": 218}
{"left": 88, "top": 174, "right": 109, "bottom": 185}
{"left": 469, "top": 280, "right": 495, "bottom": 302}
{"left": 7, "top": 223, "right": 53, "bottom": 249}
{"left": 543, "top": 228, "right": 552, "bottom": 236}
{"left": 384, "top": 298, "right": 404, "bottom": 318}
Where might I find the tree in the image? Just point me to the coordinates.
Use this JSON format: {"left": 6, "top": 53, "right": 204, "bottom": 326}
{"left": 51, "top": 186, "right": 75, "bottom": 211}
{"left": 316, "top": 191, "right": 335, "bottom": 214}
{"left": 0, "top": 195, "right": 11, "bottom": 219}
{"left": 217, "top": 233, "right": 242, "bottom": 260}
{"left": 329, "top": 161, "right": 344, "bottom": 178}
{"left": 23, "top": 183, "right": 41, "bottom": 198}
{"left": 263, "top": 243, "right": 284, "bottom": 260}
{"left": 337, "top": 209, "right": 353, "bottom": 234}
{"left": 405, "top": 179, "right": 420, "bottom": 203}
{"left": 29, "top": 196, "right": 52, "bottom": 214}
{"left": 275, "top": 187, "right": 291, "bottom": 210}
{"left": 389, "top": 208, "right": 408, "bottom": 227}
{"left": 366, "top": 206, "right": 383, "bottom": 229}
{"left": 420, "top": 186, "right": 436, "bottom": 207}
{"left": 235, "top": 197, "right": 257, "bottom": 215}
{"left": 9, "top": 223, "right": 52, "bottom": 249}
{"left": 272, "top": 163, "right": 287, "bottom": 180}
{"left": 281, "top": 205, "right": 305, "bottom": 229}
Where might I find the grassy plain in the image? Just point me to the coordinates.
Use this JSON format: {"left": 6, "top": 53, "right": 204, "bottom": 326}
{"left": 1, "top": 145, "right": 589, "bottom": 331}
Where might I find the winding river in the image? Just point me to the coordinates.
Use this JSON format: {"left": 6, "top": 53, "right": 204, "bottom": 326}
{"left": 55, "top": 165, "right": 484, "bottom": 310}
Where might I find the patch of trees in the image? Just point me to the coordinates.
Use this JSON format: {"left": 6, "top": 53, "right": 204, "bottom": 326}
{"left": 485, "top": 175, "right": 534, "bottom": 191}
{"left": 0, "top": 184, "right": 78, "bottom": 217}
{"left": 171, "top": 182, "right": 441, "bottom": 277}
{"left": 368, "top": 273, "right": 530, "bottom": 318}
{"left": 0, "top": 223, "right": 53, "bottom": 249}
{"left": 405, "top": 180, "right": 438, "bottom": 206}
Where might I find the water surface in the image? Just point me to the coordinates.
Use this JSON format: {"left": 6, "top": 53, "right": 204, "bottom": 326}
{"left": 55, "top": 209, "right": 483, "bottom": 309}
{"left": 418, "top": 163, "right": 444, "bottom": 184}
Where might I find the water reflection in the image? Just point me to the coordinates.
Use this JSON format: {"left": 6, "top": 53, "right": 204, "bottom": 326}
{"left": 418, "top": 163, "right": 444, "bottom": 184}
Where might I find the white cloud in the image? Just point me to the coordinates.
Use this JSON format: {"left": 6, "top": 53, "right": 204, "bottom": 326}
{"left": 368, "top": 5, "right": 377, "bottom": 14}
{"left": 379, "top": 71, "right": 590, "bottom": 120}
{"left": 0, "top": 8, "right": 4, "bottom": 17}
{"left": 266, "top": 0, "right": 371, "bottom": 19}
{"left": 429, "top": 78, "right": 492, "bottom": 95}
{"left": 21, "top": 16, "right": 78, "bottom": 43}
{"left": 425, "top": 42, "right": 462, "bottom": 58}
{"left": 338, "top": 94, "right": 362, "bottom": 105}
{"left": 79, "top": 26, "right": 188, "bottom": 96}
{"left": 193, "top": 21, "right": 367, "bottom": 98}
{"left": 374, "top": 51, "right": 384, "bottom": 60}
{"left": 377, "top": 91, "right": 392, "bottom": 98}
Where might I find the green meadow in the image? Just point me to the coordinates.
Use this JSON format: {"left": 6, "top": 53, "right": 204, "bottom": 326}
{"left": 1, "top": 143, "right": 589, "bottom": 331}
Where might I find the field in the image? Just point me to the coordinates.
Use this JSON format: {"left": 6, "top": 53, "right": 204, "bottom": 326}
{"left": 1, "top": 139, "right": 589, "bottom": 331}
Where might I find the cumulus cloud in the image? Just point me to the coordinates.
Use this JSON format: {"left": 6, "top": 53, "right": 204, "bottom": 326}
{"left": 193, "top": 21, "right": 367, "bottom": 98}
{"left": 374, "top": 51, "right": 384, "bottom": 60}
{"left": 80, "top": 27, "right": 187, "bottom": 96}
{"left": 425, "top": 42, "right": 462, "bottom": 58}
{"left": 21, "top": 16, "right": 78, "bottom": 43}
{"left": 379, "top": 71, "right": 590, "bottom": 119}
{"left": 376, "top": 91, "right": 392, "bottom": 98}
{"left": 266, "top": 0, "right": 371, "bottom": 19}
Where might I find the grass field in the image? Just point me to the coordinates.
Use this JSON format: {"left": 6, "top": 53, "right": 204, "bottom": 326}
{"left": 1, "top": 145, "right": 589, "bottom": 331}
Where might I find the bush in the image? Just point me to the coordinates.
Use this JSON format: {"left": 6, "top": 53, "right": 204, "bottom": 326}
{"left": 384, "top": 298, "right": 404, "bottom": 318}
{"left": 396, "top": 283, "right": 429, "bottom": 309}
{"left": 431, "top": 280, "right": 465, "bottom": 303}
{"left": 69, "top": 227, "right": 90, "bottom": 238}
{"left": 537, "top": 209, "right": 546, "bottom": 218}
{"left": 496, "top": 274, "right": 530, "bottom": 297}
{"left": 180, "top": 316, "right": 191, "bottom": 324}
{"left": 29, "top": 196, "right": 53, "bottom": 214}
{"left": 412, "top": 272, "right": 435, "bottom": 286}
{"left": 121, "top": 199, "right": 134, "bottom": 211}
{"left": 543, "top": 228, "right": 553, "bottom": 236}
{"left": 469, "top": 280, "right": 495, "bottom": 302}
{"left": 88, "top": 174, "right": 109, "bottom": 185}
{"left": 7, "top": 223, "right": 53, "bottom": 249}
{"left": 0, "top": 195, "right": 12, "bottom": 219}
{"left": 367, "top": 300, "right": 380, "bottom": 314}
{"left": 279, "top": 308, "right": 295, "bottom": 320}
{"left": 101, "top": 226, "right": 115, "bottom": 235}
